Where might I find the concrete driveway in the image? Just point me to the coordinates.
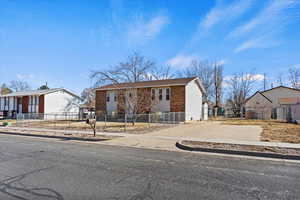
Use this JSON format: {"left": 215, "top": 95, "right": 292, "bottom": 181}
{"left": 148, "top": 121, "right": 262, "bottom": 141}
{"left": 101, "top": 121, "right": 262, "bottom": 151}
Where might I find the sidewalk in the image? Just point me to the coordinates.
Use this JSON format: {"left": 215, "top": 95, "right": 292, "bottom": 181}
{"left": 1, "top": 126, "right": 300, "bottom": 150}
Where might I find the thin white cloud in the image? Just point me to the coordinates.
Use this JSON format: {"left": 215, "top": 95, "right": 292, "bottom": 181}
{"left": 166, "top": 54, "right": 200, "bottom": 68}
{"left": 216, "top": 59, "right": 227, "bottom": 66}
{"left": 16, "top": 74, "right": 35, "bottom": 80}
{"left": 229, "top": 0, "right": 300, "bottom": 38}
{"left": 230, "top": 0, "right": 300, "bottom": 53}
{"left": 127, "top": 14, "right": 170, "bottom": 45}
{"left": 234, "top": 36, "right": 282, "bottom": 52}
{"left": 224, "top": 73, "right": 264, "bottom": 88}
{"left": 201, "top": 0, "right": 254, "bottom": 29}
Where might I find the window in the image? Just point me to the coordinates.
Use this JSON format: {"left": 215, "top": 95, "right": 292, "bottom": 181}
{"left": 151, "top": 89, "right": 155, "bottom": 100}
{"left": 106, "top": 94, "right": 110, "bottom": 102}
{"left": 166, "top": 88, "right": 170, "bottom": 101}
{"left": 159, "top": 89, "right": 162, "bottom": 101}
{"left": 129, "top": 93, "right": 132, "bottom": 98}
{"left": 114, "top": 93, "right": 117, "bottom": 102}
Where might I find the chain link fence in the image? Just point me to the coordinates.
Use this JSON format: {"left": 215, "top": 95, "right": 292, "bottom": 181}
{"left": 15, "top": 112, "right": 185, "bottom": 133}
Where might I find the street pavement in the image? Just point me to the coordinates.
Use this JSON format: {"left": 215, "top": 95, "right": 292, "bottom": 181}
{"left": 0, "top": 134, "right": 299, "bottom": 200}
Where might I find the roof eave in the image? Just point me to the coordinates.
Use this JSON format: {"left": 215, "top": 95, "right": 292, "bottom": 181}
{"left": 95, "top": 83, "right": 190, "bottom": 91}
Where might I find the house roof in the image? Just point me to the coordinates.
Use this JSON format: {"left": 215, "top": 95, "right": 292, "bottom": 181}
{"left": 245, "top": 91, "right": 272, "bottom": 104}
{"left": 245, "top": 86, "right": 300, "bottom": 104}
{"left": 262, "top": 86, "right": 300, "bottom": 94}
{"left": 96, "top": 77, "right": 206, "bottom": 93}
{"left": 0, "top": 88, "right": 80, "bottom": 99}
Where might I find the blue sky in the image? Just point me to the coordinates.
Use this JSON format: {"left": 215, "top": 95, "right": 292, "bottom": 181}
{"left": 0, "top": 0, "right": 300, "bottom": 94}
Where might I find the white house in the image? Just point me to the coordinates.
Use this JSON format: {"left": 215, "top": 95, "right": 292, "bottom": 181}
{"left": 0, "top": 88, "right": 81, "bottom": 118}
{"left": 95, "top": 77, "right": 207, "bottom": 121}
{"left": 245, "top": 86, "right": 300, "bottom": 120}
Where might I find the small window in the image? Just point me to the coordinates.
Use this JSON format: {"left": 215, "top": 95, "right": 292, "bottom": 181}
{"left": 151, "top": 89, "right": 155, "bottom": 100}
{"left": 159, "top": 89, "right": 162, "bottom": 101}
{"left": 106, "top": 95, "right": 110, "bottom": 102}
{"left": 166, "top": 88, "right": 170, "bottom": 101}
{"left": 129, "top": 93, "right": 132, "bottom": 98}
{"left": 114, "top": 94, "right": 117, "bottom": 102}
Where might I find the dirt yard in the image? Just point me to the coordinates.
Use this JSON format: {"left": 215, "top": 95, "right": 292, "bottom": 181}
{"left": 15, "top": 120, "right": 174, "bottom": 134}
{"left": 220, "top": 118, "right": 300, "bottom": 143}
{"left": 147, "top": 121, "right": 262, "bottom": 141}
{"left": 181, "top": 140, "right": 300, "bottom": 155}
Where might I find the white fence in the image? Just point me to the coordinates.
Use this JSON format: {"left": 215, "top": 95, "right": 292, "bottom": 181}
{"left": 277, "top": 105, "right": 300, "bottom": 123}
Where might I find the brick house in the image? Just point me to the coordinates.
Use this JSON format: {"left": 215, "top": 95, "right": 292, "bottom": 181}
{"left": 95, "top": 77, "right": 206, "bottom": 121}
{"left": 0, "top": 88, "right": 81, "bottom": 118}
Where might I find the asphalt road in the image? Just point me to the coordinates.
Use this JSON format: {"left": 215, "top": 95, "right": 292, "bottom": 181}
{"left": 0, "top": 134, "right": 299, "bottom": 200}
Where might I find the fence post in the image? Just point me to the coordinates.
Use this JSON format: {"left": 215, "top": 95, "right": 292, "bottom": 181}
{"left": 124, "top": 114, "right": 127, "bottom": 132}
{"left": 148, "top": 113, "right": 151, "bottom": 128}
{"left": 104, "top": 114, "right": 107, "bottom": 130}
{"left": 55, "top": 114, "right": 57, "bottom": 128}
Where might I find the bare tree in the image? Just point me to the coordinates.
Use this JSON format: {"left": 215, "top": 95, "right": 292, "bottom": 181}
{"left": 90, "top": 52, "right": 162, "bottom": 125}
{"left": 226, "top": 72, "right": 257, "bottom": 117}
{"left": 289, "top": 66, "right": 300, "bottom": 89}
{"left": 184, "top": 60, "right": 214, "bottom": 101}
{"left": 277, "top": 74, "right": 284, "bottom": 86}
{"left": 145, "top": 65, "right": 174, "bottom": 80}
{"left": 116, "top": 88, "right": 158, "bottom": 125}
{"left": 9, "top": 80, "right": 31, "bottom": 92}
{"left": 90, "top": 52, "right": 155, "bottom": 86}
{"left": 213, "top": 62, "right": 223, "bottom": 116}
{"left": 81, "top": 87, "right": 95, "bottom": 109}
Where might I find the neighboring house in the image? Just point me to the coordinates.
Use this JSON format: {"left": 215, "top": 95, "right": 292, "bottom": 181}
{"left": 95, "top": 77, "right": 206, "bottom": 121}
{"left": 245, "top": 86, "right": 300, "bottom": 120}
{"left": 277, "top": 97, "right": 300, "bottom": 122}
{"left": 0, "top": 88, "right": 81, "bottom": 118}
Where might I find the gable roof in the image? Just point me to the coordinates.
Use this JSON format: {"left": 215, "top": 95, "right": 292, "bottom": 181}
{"left": 245, "top": 86, "right": 300, "bottom": 104}
{"left": 261, "top": 86, "right": 300, "bottom": 94}
{"left": 0, "top": 88, "right": 80, "bottom": 99}
{"left": 245, "top": 91, "right": 272, "bottom": 104}
{"left": 96, "top": 77, "right": 206, "bottom": 94}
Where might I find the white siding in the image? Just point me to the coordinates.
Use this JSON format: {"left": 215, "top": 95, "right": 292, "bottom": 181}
{"left": 151, "top": 88, "right": 170, "bottom": 113}
{"left": 106, "top": 91, "right": 118, "bottom": 114}
{"left": 263, "top": 87, "right": 300, "bottom": 107}
{"left": 185, "top": 80, "right": 203, "bottom": 121}
{"left": 28, "top": 96, "right": 39, "bottom": 113}
{"left": 0, "top": 97, "right": 17, "bottom": 111}
{"left": 44, "top": 91, "right": 80, "bottom": 113}
{"left": 245, "top": 92, "right": 273, "bottom": 119}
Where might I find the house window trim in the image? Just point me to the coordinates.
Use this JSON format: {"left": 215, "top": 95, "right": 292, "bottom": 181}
{"left": 151, "top": 89, "right": 155, "bottom": 100}
{"left": 159, "top": 89, "right": 163, "bottom": 101}
{"left": 166, "top": 88, "right": 170, "bottom": 101}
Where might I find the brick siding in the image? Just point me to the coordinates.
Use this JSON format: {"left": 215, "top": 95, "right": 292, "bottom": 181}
{"left": 39, "top": 95, "right": 44, "bottom": 113}
{"left": 22, "top": 96, "right": 29, "bottom": 113}
{"left": 170, "top": 86, "right": 185, "bottom": 112}
{"left": 95, "top": 90, "right": 106, "bottom": 114}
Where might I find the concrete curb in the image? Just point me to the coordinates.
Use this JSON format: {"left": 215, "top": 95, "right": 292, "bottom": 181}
{"left": 176, "top": 141, "right": 300, "bottom": 160}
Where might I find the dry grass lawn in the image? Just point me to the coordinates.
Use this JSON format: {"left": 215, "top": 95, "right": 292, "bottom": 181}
{"left": 16, "top": 120, "right": 173, "bottom": 134}
{"left": 219, "top": 118, "right": 300, "bottom": 143}
{"left": 0, "top": 119, "right": 17, "bottom": 126}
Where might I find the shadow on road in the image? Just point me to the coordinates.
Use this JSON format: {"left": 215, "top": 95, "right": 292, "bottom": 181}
{"left": 0, "top": 131, "right": 110, "bottom": 142}
{"left": 0, "top": 167, "right": 64, "bottom": 200}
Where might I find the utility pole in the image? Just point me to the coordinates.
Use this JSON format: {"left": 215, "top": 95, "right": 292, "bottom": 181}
{"left": 263, "top": 73, "right": 267, "bottom": 91}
